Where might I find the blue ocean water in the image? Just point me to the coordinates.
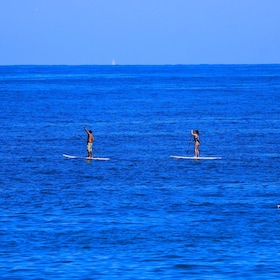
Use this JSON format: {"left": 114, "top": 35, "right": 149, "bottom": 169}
{"left": 0, "top": 65, "right": 279, "bottom": 279}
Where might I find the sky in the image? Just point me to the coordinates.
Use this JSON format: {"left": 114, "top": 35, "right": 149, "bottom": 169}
{"left": 0, "top": 0, "right": 280, "bottom": 65}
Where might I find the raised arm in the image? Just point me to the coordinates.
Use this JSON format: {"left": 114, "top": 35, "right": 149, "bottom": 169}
{"left": 83, "top": 126, "right": 90, "bottom": 134}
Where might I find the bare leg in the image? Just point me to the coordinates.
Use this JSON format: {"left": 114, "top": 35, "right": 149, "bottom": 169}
{"left": 195, "top": 143, "right": 200, "bottom": 157}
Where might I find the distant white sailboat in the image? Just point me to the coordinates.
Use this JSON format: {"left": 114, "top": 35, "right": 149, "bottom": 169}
{"left": 112, "top": 59, "right": 116, "bottom": 65}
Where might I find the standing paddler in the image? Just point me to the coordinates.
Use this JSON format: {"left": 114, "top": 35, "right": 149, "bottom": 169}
{"left": 83, "top": 126, "right": 94, "bottom": 158}
{"left": 191, "top": 130, "right": 200, "bottom": 157}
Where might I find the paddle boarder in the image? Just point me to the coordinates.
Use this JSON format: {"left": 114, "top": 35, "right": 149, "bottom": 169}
{"left": 191, "top": 130, "right": 200, "bottom": 157}
{"left": 83, "top": 126, "right": 94, "bottom": 158}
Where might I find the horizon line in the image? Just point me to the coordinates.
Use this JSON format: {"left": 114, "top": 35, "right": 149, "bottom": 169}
{"left": 0, "top": 63, "right": 280, "bottom": 67}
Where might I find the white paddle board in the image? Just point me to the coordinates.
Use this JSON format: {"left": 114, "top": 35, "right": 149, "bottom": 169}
{"left": 171, "top": 155, "right": 222, "bottom": 160}
{"left": 63, "top": 154, "right": 110, "bottom": 161}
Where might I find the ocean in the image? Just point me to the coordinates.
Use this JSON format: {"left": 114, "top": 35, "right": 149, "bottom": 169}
{"left": 0, "top": 65, "right": 279, "bottom": 279}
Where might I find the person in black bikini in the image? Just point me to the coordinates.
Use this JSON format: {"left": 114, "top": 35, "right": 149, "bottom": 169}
{"left": 191, "top": 130, "right": 200, "bottom": 157}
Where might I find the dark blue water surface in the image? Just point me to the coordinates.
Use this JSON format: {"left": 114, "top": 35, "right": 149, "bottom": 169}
{"left": 0, "top": 65, "right": 280, "bottom": 279}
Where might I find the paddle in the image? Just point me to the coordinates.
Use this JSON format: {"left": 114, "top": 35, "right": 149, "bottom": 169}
{"left": 186, "top": 132, "right": 193, "bottom": 155}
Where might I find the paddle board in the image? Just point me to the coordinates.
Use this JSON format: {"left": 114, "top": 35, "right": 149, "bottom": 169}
{"left": 63, "top": 154, "right": 110, "bottom": 161}
{"left": 170, "top": 155, "right": 222, "bottom": 160}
